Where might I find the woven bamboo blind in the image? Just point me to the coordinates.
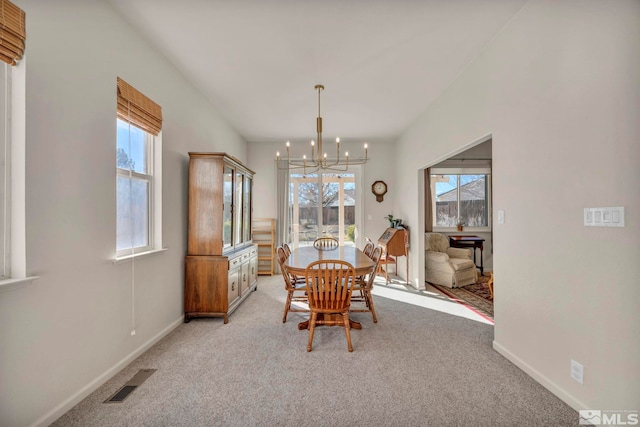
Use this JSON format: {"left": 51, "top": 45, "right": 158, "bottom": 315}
{"left": 0, "top": 0, "right": 26, "bottom": 66}
{"left": 117, "top": 77, "right": 163, "bottom": 136}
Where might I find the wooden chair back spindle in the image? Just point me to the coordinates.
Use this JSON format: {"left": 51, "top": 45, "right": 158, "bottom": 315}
{"left": 313, "top": 237, "right": 339, "bottom": 250}
{"left": 283, "top": 243, "right": 292, "bottom": 257}
{"left": 362, "top": 240, "right": 374, "bottom": 258}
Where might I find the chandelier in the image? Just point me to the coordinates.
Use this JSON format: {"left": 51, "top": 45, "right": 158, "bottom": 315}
{"left": 276, "top": 84, "right": 368, "bottom": 173}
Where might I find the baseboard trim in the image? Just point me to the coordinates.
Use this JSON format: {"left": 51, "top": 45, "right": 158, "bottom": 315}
{"left": 492, "top": 340, "right": 588, "bottom": 412}
{"left": 31, "top": 316, "right": 184, "bottom": 427}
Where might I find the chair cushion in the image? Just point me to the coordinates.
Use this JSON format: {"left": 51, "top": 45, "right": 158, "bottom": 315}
{"left": 425, "top": 251, "right": 449, "bottom": 263}
{"left": 447, "top": 247, "right": 472, "bottom": 260}
{"left": 449, "top": 258, "right": 475, "bottom": 271}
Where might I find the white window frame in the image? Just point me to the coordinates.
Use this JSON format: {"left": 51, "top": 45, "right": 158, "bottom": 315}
{"left": 431, "top": 167, "right": 492, "bottom": 233}
{"left": 115, "top": 119, "right": 163, "bottom": 260}
{"left": 0, "top": 57, "right": 37, "bottom": 289}
{"left": 0, "top": 62, "right": 11, "bottom": 279}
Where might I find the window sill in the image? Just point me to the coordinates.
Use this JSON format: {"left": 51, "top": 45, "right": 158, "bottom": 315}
{"left": 0, "top": 276, "right": 40, "bottom": 293}
{"left": 433, "top": 228, "right": 492, "bottom": 233}
{"left": 113, "top": 248, "right": 168, "bottom": 264}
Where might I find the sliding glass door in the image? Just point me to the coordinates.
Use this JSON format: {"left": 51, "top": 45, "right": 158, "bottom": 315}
{"left": 289, "top": 171, "right": 359, "bottom": 248}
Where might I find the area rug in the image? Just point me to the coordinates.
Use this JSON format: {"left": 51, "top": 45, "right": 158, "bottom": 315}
{"left": 430, "top": 273, "right": 494, "bottom": 321}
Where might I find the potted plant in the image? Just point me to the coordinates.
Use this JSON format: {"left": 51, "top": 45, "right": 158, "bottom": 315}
{"left": 385, "top": 214, "right": 395, "bottom": 228}
{"left": 385, "top": 214, "right": 403, "bottom": 228}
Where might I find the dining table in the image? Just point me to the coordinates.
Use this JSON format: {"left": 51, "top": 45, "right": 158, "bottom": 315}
{"left": 284, "top": 245, "right": 376, "bottom": 330}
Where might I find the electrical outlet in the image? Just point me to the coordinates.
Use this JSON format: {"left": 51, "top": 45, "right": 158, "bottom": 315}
{"left": 571, "top": 359, "right": 584, "bottom": 384}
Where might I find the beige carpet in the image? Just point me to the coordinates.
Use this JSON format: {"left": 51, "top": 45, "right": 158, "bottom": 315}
{"left": 52, "top": 275, "right": 576, "bottom": 426}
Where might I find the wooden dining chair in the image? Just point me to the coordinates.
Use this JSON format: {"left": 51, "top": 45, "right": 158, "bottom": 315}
{"left": 283, "top": 243, "right": 292, "bottom": 257}
{"left": 355, "top": 239, "right": 375, "bottom": 289}
{"left": 362, "top": 239, "right": 374, "bottom": 258}
{"left": 276, "top": 246, "right": 308, "bottom": 323}
{"left": 313, "top": 237, "right": 339, "bottom": 250}
{"left": 352, "top": 246, "right": 382, "bottom": 323}
{"left": 487, "top": 272, "right": 494, "bottom": 300}
{"left": 304, "top": 260, "right": 356, "bottom": 352}
{"left": 377, "top": 249, "right": 396, "bottom": 283}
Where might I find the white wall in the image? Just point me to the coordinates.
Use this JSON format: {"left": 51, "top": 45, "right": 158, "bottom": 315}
{"left": 396, "top": 0, "right": 639, "bottom": 411}
{"left": 0, "top": 1, "right": 247, "bottom": 426}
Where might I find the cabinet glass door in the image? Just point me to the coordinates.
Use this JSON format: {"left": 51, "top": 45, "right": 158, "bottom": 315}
{"left": 243, "top": 175, "right": 252, "bottom": 243}
{"left": 223, "top": 166, "right": 233, "bottom": 249}
{"left": 234, "top": 171, "right": 244, "bottom": 246}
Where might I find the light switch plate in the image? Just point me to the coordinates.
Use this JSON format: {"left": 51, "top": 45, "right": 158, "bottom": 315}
{"left": 584, "top": 207, "right": 624, "bottom": 227}
{"left": 497, "top": 210, "right": 505, "bottom": 224}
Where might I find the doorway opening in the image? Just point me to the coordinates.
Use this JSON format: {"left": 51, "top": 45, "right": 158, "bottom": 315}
{"left": 422, "top": 137, "right": 494, "bottom": 322}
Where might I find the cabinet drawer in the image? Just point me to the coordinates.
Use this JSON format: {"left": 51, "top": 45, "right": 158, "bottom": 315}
{"left": 229, "top": 256, "right": 242, "bottom": 269}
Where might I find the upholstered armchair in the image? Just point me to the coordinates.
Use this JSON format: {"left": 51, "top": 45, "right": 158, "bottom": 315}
{"left": 425, "top": 233, "right": 477, "bottom": 288}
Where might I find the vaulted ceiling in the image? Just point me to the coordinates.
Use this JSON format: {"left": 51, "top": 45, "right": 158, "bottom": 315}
{"left": 107, "top": 0, "right": 526, "bottom": 144}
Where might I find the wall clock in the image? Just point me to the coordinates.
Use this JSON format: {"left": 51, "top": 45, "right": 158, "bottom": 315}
{"left": 372, "top": 180, "right": 387, "bottom": 202}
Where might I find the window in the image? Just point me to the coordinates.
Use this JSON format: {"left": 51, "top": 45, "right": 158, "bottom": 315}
{"left": 0, "top": 56, "right": 28, "bottom": 282}
{"left": 116, "top": 119, "right": 154, "bottom": 255}
{"left": 431, "top": 169, "right": 491, "bottom": 230}
{"left": 289, "top": 171, "right": 359, "bottom": 248}
{"left": 0, "top": 63, "right": 11, "bottom": 277}
{"left": 0, "top": 0, "right": 32, "bottom": 285}
{"left": 116, "top": 78, "right": 163, "bottom": 259}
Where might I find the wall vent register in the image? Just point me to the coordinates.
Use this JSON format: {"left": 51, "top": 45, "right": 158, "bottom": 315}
{"left": 104, "top": 369, "right": 156, "bottom": 403}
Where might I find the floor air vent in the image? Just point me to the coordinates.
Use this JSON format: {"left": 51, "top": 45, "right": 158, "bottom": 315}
{"left": 104, "top": 369, "right": 156, "bottom": 403}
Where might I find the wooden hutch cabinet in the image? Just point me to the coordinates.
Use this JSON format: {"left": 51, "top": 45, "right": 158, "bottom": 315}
{"left": 184, "top": 153, "right": 258, "bottom": 323}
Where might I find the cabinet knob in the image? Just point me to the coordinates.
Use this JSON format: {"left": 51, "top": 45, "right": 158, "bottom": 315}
{"left": 231, "top": 282, "right": 236, "bottom": 291}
